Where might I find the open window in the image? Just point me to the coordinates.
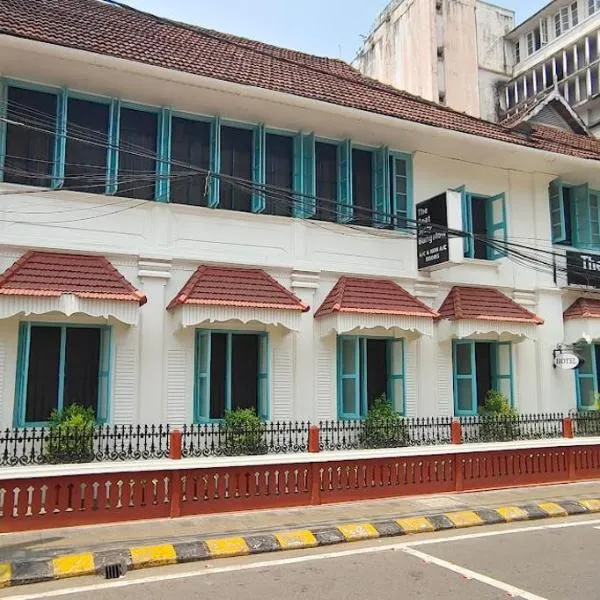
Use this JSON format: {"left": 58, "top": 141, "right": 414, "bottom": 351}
{"left": 264, "top": 132, "right": 293, "bottom": 217}
{"left": 453, "top": 340, "right": 513, "bottom": 415}
{"left": 219, "top": 126, "right": 253, "bottom": 213}
{"left": 338, "top": 336, "right": 404, "bottom": 418}
{"left": 14, "top": 323, "right": 111, "bottom": 426}
{"left": 195, "top": 331, "right": 269, "bottom": 421}
{"left": 313, "top": 141, "right": 338, "bottom": 222}
{"left": 351, "top": 148, "right": 374, "bottom": 227}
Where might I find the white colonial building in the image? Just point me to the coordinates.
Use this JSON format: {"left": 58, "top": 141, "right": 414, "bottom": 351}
{"left": 0, "top": 0, "right": 600, "bottom": 427}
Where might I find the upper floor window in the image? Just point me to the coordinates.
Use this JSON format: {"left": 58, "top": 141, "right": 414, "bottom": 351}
{"left": 264, "top": 132, "right": 293, "bottom": 217}
{"left": 457, "top": 187, "right": 507, "bottom": 260}
{"left": 590, "top": 0, "right": 600, "bottom": 15}
{"left": 219, "top": 125, "right": 253, "bottom": 213}
{"left": 515, "top": 40, "right": 521, "bottom": 64}
{"left": 550, "top": 178, "right": 600, "bottom": 248}
{"left": 555, "top": 3, "right": 579, "bottom": 37}
{"left": 314, "top": 141, "right": 338, "bottom": 222}
{"left": 527, "top": 27, "right": 542, "bottom": 55}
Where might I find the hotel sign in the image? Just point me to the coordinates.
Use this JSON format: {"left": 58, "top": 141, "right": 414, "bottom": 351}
{"left": 566, "top": 251, "right": 600, "bottom": 289}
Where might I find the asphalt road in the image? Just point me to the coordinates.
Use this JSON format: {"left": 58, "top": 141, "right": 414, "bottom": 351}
{"left": 3, "top": 513, "right": 600, "bottom": 600}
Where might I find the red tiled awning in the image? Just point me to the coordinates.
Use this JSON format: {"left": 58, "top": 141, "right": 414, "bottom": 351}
{"left": 168, "top": 265, "right": 308, "bottom": 330}
{"left": 315, "top": 277, "right": 438, "bottom": 336}
{"left": 438, "top": 286, "right": 543, "bottom": 341}
{"left": 564, "top": 298, "right": 600, "bottom": 320}
{"left": 563, "top": 298, "right": 600, "bottom": 344}
{"left": 0, "top": 251, "right": 146, "bottom": 324}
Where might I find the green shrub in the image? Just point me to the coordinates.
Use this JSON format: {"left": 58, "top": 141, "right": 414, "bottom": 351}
{"left": 479, "top": 390, "right": 519, "bottom": 442}
{"left": 222, "top": 408, "right": 268, "bottom": 456}
{"left": 45, "top": 404, "right": 96, "bottom": 464}
{"left": 360, "top": 395, "right": 408, "bottom": 449}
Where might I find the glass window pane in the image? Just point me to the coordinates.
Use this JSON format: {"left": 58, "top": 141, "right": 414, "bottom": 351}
{"left": 578, "top": 344, "right": 593, "bottom": 374}
{"left": 392, "top": 378, "right": 404, "bottom": 414}
{"left": 492, "top": 198, "right": 504, "bottom": 223}
{"left": 198, "top": 333, "right": 210, "bottom": 373}
{"left": 231, "top": 334, "right": 259, "bottom": 412}
{"left": 64, "top": 327, "right": 101, "bottom": 414}
{"left": 579, "top": 377, "right": 596, "bottom": 408}
{"left": 342, "top": 339, "right": 357, "bottom": 375}
{"left": 209, "top": 333, "right": 227, "bottom": 420}
{"left": 314, "top": 142, "right": 338, "bottom": 223}
{"left": 391, "top": 340, "right": 404, "bottom": 376}
{"left": 342, "top": 378, "right": 357, "bottom": 415}
{"left": 220, "top": 126, "right": 252, "bottom": 212}
{"left": 497, "top": 378, "right": 512, "bottom": 403}
{"left": 457, "top": 379, "right": 473, "bottom": 413}
{"left": 264, "top": 133, "right": 293, "bottom": 217}
{"left": 496, "top": 344, "right": 511, "bottom": 377}
{"left": 456, "top": 344, "right": 473, "bottom": 375}
{"left": 394, "top": 158, "right": 406, "bottom": 177}
{"left": 25, "top": 326, "right": 61, "bottom": 422}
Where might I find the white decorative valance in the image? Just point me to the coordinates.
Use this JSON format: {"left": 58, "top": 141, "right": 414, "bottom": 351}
{"left": 317, "top": 313, "right": 434, "bottom": 337}
{"left": 437, "top": 318, "right": 537, "bottom": 342}
{"left": 0, "top": 294, "right": 140, "bottom": 325}
{"left": 564, "top": 318, "right": 600, "bottom": 345}
{"left": 173, "top": 304, "right": 302, "bottom": 331}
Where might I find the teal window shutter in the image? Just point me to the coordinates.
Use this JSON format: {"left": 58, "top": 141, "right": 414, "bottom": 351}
{"left": 338, "top": 336, "right": 360, "bottom": 418}
{"left": 337, "top": 139, "right": 353, "bottom": 223}
{"left": 302, "top": 133, "right": 316, "bottom": 218}
{"left": 491, "top": 341, "right": 513, "bottom": 406}
{"left": 208, "top": 116, "right": 221, "bottom": 208}
{"left": 392, "top": 154, "right": 411, "bottom": 230}
{"left": 452, "top": 186, "right": 470, "bottom": 256}
{"left": 453, "top": 340, "right": 477, "bottom": 415}
{"left": 195, "top": 331, "right": 212, "bottom": 421}
{"left": 590, "top": 191, "right": 600, "bottom": 247}
{"left": 0, "top": 79, "right": 6, "bottom": 181}
{"left": 257, "top": 333, "right": 269, "bottom": 420}
{"left": 106, "top": 98, "right": 120, "bottom": 195}
{"left": 252, "top": 124, "right": 266, "bottom": 213}
{"left": 573, "top": 183, "right": 591, "bottom": 248}
{"left": 487, "top": 193, "right": 507, "bottom": 259}
{"left": 549, "top": 178, "right": 566, "bottom": 243}
{"left": 292, "top": 132, "right": 304, "bottom": 217}
{"left": 155, "top": 108, "right": 172, "bottom": 202}
{"left": 51, "top": 88, "right": 68, "bottom": 190}
{"left": 97, "top": 326, "right": 112, "bottom": 424}
{"left": 576, "top": 344, "right": 597, "bottom": 410}
{"left": 388, "top": 338, "right": 405, "bottom": 415}
{"left": 373, "top": 146, "right": 390, "bottom": 227}
{"left": 13, "top": 322, "right": 31, "bottom": 427}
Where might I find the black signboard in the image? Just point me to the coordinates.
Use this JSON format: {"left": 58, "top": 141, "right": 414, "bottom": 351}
{"left": 566, "top": 251, "right": 600, "bottom": 289}
{"left": 417, "top": 193, "right": 449, "bottom": 270}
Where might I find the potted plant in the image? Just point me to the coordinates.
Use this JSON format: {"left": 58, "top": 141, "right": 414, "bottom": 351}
{"left": 45, "top": 403, "right": 96, "bottom": 464}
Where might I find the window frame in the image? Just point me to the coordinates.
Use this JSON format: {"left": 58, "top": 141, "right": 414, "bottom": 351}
{"left": 336, "top": 335, "right": 405, "bottom": 419}
{"left": 14, "top": 322, "right": 112, "bottom": 427}
{"left": 575, "top": 343, "right": 598, "bottom": 410}
{"left": 193, "top": 329, "right": 270, "bottom": 423}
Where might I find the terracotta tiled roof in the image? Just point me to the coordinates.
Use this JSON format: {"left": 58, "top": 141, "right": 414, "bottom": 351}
{"left": 314, "top": 277, "right": 439, "bottom": 319}
{"left": 2, "top": 0, "right": 600, "bottom": 161}
{"left": 167, "top": 265, "right": 309, "bottom": 311}
{"left": 0, "top": 251, "right": 146, "bottom": 304}
{"left": 564, "top": 298, "right": 600, "bottom": 320}
{"left": 438, "top": 286, "right": 543, "bottom": 324}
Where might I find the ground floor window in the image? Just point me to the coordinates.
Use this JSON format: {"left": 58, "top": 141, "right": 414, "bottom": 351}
{"left": 453, "top": 340, "right": 513, "bottom": 415}
{"left": 15, "top": 323, "right": 111, "bottom": 426}
{"left": 337, "top": 336, "right": 404, "bottom": 418}
{"left": 195, "top": 331, "right": 269, "bottom": 421}
{"left": 575, "top": 343, "right": 600, "bottom": 410}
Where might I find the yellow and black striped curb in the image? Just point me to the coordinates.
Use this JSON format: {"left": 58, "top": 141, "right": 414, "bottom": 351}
{"left": 2, "top": 497, "right": 600, "bottom": 589}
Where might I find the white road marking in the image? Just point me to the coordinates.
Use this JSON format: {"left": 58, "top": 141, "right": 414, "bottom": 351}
{"left": 5, "top": 515, "right": 600, "bottom": 599}
{"left": 402, "top": 547, "right": 549, "bottom": 600}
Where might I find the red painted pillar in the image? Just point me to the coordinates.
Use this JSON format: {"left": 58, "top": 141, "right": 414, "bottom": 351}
{"left": 169, "top": 429, "right": 183, "bottom": 460}
{"left": 308, "top": 425, "right": 321, "bottom": 453}
{"left": 451, "top": 418, "right": 462, "bottom": 445}
{"left": 563, "top": 417, "right": 574, "bottom": 439}
{"left": 170, "top": 471, "right": 182, "bottom": 518}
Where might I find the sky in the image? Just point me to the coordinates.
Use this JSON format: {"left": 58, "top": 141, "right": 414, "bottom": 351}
{"left": 125, "top": 0, "right": 550, "bottom": 62}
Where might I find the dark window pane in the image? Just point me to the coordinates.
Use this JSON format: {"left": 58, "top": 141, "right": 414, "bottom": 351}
{"left": 219, "top": 126, "right": 252, "bottom": 212}
{"left": 314, "top": 142, "right": 337, "bottom": 222}
{"left": 209, "top": 333, "right": 227, "bottom": 420}
{"left": 264, "top": 133, "right": 293, "bottom": 217}
{"left": 118, "top": 107, "right": 157, "bottom": 200}
{"left": 366, "top": 339, "right": 388, "bottom": 409}
{"left": 231, "top": 334, "right": 259, "bottom": 411}
{"left": 170, "top": 117, "right": 210, "bottom": 206}
{"left": 352, "top": 149, "right": 373, "bottom": 227}
{"left": 64, "top": 98, "right": 109, "bottom": 193}
{"left": 471, "top": 196, "right": 489, "bottom": 259}
{"left": 4, "top": 87, "right": 56, "bottom": 187}
{"left": 64, "top": 328, "right": 101, "bottom": 413}
{"left": 25, "top": 326, "right": 61, "bottom": 422}
{"left": 475, "top": 342, "right": 493, "bottom": 409}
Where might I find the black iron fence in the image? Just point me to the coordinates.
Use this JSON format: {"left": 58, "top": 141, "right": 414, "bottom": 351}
{"left": 0, "top": 425, "right": 170, "bottom": 467}
{"left": 460, "top": 413, "right": 565, "bottom": 443}
{"left": 181, "top": 421, "right": 310, "bottom": 457}
{"left": 573, "top": 411, "right": 600, "bottom": 437}
{"left": 319, "top": 417, "right": 453, "bottom": 451}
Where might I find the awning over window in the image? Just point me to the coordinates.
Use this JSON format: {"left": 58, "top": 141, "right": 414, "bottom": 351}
{"left": 167, "top": 265, "right": 309, "bottom": 330}
{"left": 437, "top": 286, "right": 543, "bottom": 341}
{"left": 0, "top": 251, "right": 146, "bottom": 325}
{"left": 314, "top": 277, "right": 438, "bottom": 336}
{"left": 564, "top": 298, "right": 600, "bottom": 344}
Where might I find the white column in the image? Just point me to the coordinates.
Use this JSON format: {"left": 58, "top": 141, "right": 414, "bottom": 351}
{"left": 137, "top": 257, "right": 172, "bottom": 424}
{"left": 533, "top": 69, "right": 538, "bottom": 95}
{"left": 290, "top": 270, "right": 319, "bottom": 422}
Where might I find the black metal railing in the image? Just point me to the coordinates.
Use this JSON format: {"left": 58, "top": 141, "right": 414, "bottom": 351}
{"left": 573, "top": 411, "right": 600, "bottom": 437}
{"left": 181, "top": 421, "right": 310, "bottom": 457}
{"left": 319, "top": 417, "right": 453, "bottom": 451}
{"left": 0, "top": 425, "right": 170, "bottom": 466}
{"left": 459, "top": 413, "right": 565, "bottom": 443}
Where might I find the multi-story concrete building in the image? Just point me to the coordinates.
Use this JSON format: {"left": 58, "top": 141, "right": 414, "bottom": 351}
{"left": 0, "top": 0, "right": 600, "bottom": 428}
{"left": 355, "top": 0, "right": 600, "bottom": 136}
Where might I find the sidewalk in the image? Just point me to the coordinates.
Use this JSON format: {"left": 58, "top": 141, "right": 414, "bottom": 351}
{"left": 2, "top": 480, "right": 600, "bottom": 565}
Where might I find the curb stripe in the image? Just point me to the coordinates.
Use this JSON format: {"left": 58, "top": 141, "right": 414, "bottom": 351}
{"left": 52, "top": 553, "right": 95, "bottom": 579}
{"left": 495, "top": 505, "right": 530, "bottom": 522}
{"left": 578, "top": 498, "right": 600, "bottom": 512}
{"left": 275, "top": 530, "right": 318, "bottom": 550}
{"left": 336, "top": 523, "right": 379, "bottom": 542}
{"left": 130, "top": 544, "right": 177, "bottom": 569}
{"left": 537, "top": 502, "right": 568, "bottom": 517}
{"left": 205, "top": 537, "right": 250, "bottom": 558}
{"left": 0, "top": 563, "right": 11, "bottom": 589}
{"left": 444, "top": 511, "right": 484, "bottom": 528}
{"left": 396, "top": 516, "right": 435, "bottom": 534}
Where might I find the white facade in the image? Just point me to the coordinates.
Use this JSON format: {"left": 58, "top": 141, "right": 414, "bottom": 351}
{"left": 353, "top": 0, "right": 515, "bottom": 121}
{"left": 0, "top": 33, "right": 599, "bottom": 428}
